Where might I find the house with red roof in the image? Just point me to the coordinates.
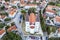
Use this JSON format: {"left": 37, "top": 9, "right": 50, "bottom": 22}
{"left": 54, "top": 16, "right": 60, "bottom": 26}
{"left": 7, "top": 25, "right": 17, "bottom": 32}
{"left": 9, "top": 8, "right": 17, "bottom": 18}
{"left": 45, "top": 9, "right": 56, "bottom": 17}
{"left": 0, "top": 29, "right": 6, "bottom": 39}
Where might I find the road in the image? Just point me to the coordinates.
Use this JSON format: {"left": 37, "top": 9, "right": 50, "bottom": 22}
{"left": 13, "top": 10, "right": 25, "bottom": 40}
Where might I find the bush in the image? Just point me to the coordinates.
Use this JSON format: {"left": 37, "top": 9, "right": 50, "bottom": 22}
{"left": 28, "top": 8, "right": 36, "bottom": 15}
{"left": 29, "top": 8, "right": 36, "bottom": 13}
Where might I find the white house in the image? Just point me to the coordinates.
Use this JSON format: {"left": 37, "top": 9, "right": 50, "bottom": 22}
{"left": 25, "top": 13, "right": 43, "bottom": 35}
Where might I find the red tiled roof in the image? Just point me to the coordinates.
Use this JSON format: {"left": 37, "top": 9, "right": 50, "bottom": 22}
{"left": 46, "top": 9, "right": 56, "bottom": 14}
{"left": 29, "top": 13, "right": 36, "bottom": 23}
{"left": 10, "top": 9, "right": 16, "bottom": 15}
{"left": 46, "top": 5, "right": 59, "bottom": 10}
{"left": 0, "top": 30, "right": 5, "bottom": 35}
{"left": 7, "top": 25, "right": 17, "bottom": 31}
{"left": 55, "top": 16, "right": 60, "bottom": 22}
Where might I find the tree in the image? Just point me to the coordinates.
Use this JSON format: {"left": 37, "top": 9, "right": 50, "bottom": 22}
{"left": 0, "top": 6, "right": 5, "bottom": 10}
{"left": 4, "top": 12, "right": 8, "bottom": 16}
{"left": 39, "top": 10, "right": 46, "bottom": 32}
{"left": 21, "top": 10, "right": 26, "bottom": 20}
{"left": 0, "top": 20, "right": 2, "bottom": 22}
{"left": 48, "top": 37, "right": 60, "bottom": 40}
{"left": 4, "top": 18, "right": 11, "bottom": 22}
{"left": 0, "top": 23, "right": 5, "bottom": 28}
{"left": 2, "top": 32, "right": 22, "bottom": 40}
{"left": 28, "top": 8, "right": 36, "bottom": 15}
{"left": 21, "top": 10, "right": 26, "bottom": 14}
{"left": 11, "top": 22, "right": 15, "bottom": 26}
{"left": 5, "top": 0, "right": 10, "bottom": 2}
{"left": 2, "top": 25, "right": 22, "bottom": 40}
{"left": 12, "top": 6, "right": 17, "bottom": 9}
{"left": 46, "top": 26, "right": 50, "bottom": 35}
{"left": 29, "top": 8, "right": 36, "bottom": 13}
{"left": 48, "top": 2, "right": 56, "bottom": 5}
{"left": 56, "top": 4, "right": 60, "bottom": 7}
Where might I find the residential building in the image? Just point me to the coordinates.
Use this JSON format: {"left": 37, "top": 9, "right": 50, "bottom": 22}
{"left": 7, "top": 25, "right": 17, "bottom": 32}
{"left": 45, "top": 9, "right": 56, "bottom": 17}
{"left": 54, "top": 16, "right": 60, "bottom": 26}
{"left": 9, "top": 8, "right": 17, "bottom": 18}
{"left": 0, "top": 29, "right": 6, "bottom": 39}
